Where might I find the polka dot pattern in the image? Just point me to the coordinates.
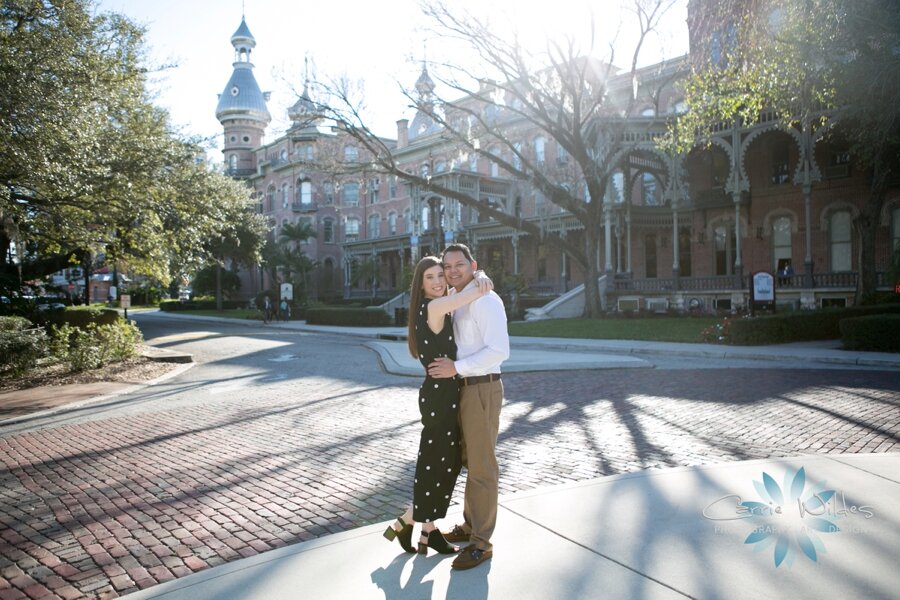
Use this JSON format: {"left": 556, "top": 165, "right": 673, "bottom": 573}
{"left": 412, "top": 298, "right": 462, "bottom": 523}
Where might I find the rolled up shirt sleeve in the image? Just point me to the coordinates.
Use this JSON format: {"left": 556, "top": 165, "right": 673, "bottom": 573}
{"left": 453, "top": 291, "right": 510, "bottom": 377}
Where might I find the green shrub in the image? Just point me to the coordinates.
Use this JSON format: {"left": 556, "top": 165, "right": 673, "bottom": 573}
{"left": 51, "top": 320, "right": 143, "bottom": 372}
{"left": 840, "top": 315, "right": 900, "bottom": 352}
{"left": 729, "top": 304, "right": 900, "bottom": 345}
{"left": 0, "top": 316, "right": 48, "bottom": 375}
{"left": 305, "top": 306, "right": 392, "bottom": 326}
{"left": 0, "top": 315, "right": 31, "bottom": 332}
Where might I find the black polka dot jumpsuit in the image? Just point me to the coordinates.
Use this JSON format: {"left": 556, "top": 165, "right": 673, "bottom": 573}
{"left": 412, "top": 298, "right": 462, "bottom": 523}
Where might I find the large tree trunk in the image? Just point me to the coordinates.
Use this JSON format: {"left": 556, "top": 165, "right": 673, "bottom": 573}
{"left": 215, "top": 262, "right": 223, "bottom": 311}
{"left": 581, "top": 228, "right": 603, "bottom": 318}
{"left": 855, "top": 162, "right": 888, "bottom": 305}
{"left": 855, "top": 200, "right": 882, "bottom": 304}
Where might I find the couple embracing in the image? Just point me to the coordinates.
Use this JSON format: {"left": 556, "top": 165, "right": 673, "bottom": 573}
{"left": 383, "top": 243, "right": 509, "bottom": 571}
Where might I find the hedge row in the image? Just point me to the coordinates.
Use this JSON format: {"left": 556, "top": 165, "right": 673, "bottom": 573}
{"left": 304, "top": 306, "right": 392, "bottom": 326}
{"left": 40, "top": 307, "right": 119, "bottom": 328}
{"left": 840, "top": 315, "right": 900, "bottom": 352}
{"left": 159, "top": 300, "right": 245, "bottom": 311}
{"left": 729, "top": 304, "right": 900, "bottom": 345}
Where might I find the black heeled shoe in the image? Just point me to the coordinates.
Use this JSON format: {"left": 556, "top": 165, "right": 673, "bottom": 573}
{"left": 383, "top": 517, "right": 415, "bottom": 553}
{"left": 418, "top": 528, "right": 460, "bottom": 555}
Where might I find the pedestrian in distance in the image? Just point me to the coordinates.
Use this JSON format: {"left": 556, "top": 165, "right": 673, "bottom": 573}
{"left": 427, "top": 243, "right": 510, "bottom": 570}
{"left": 262, "top": 295, "right": 273, "bottom": 324}
{"left": 383, "top": 255, "right": 493, "bottom": 556}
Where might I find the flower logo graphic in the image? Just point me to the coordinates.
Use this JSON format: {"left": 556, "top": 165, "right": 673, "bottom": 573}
{"left": 742, "top": 467, "right": 840, "bottom": 568}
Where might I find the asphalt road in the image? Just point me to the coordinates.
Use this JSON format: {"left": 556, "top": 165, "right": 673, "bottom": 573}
{"left": 1, "top": 313, "right": 897, "bottom": 599}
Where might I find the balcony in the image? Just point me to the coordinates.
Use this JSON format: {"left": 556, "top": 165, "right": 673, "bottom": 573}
{"left": 225, "top": 168, "right": 256, "bottom": 178}
{"left": 291, "top": 201, "right": 318, "bottom": 213}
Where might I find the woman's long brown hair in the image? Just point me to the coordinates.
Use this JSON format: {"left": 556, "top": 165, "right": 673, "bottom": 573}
{"left": 407, "top": 255, "right": 443, "bottom": 358}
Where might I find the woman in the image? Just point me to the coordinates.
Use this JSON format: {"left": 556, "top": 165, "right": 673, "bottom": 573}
{"left": 383, "top": 256, "right": 491, "bottom": 555}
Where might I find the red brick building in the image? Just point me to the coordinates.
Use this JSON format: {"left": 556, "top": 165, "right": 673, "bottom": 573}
{"left": 217, "top": 7, "right": 899, "bottom": 316}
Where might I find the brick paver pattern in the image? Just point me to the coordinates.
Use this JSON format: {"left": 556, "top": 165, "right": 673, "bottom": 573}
{"left": 1, "top": 368, "right": 898, "bottom": 598}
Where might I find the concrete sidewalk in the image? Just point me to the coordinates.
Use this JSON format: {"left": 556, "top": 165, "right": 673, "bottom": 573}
{"left": 122, "top": 453, "right": 899, "bottom": 599}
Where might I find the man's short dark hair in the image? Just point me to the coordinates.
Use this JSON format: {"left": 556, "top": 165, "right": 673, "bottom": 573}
{"left": 442, "top": 243, "right": 475, "bottom": 263}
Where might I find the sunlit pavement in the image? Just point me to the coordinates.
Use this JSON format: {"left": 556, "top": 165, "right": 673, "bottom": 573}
{"left": 0, "top": 315, "right": 898, "bottom": 598}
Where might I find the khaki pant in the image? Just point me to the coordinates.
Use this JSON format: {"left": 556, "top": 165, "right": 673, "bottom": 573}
{"left": 458, "top": 379, "right": 503, "bottom": 552}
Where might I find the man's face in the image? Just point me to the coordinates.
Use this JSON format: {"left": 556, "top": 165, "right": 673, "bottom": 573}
{"left": 442, "top": 250, "right": 476, "bottom": 291}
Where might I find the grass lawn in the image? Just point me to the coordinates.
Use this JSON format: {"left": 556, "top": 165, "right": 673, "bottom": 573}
{"left": 508, "top": 317, "right": 721, "bottom": 343}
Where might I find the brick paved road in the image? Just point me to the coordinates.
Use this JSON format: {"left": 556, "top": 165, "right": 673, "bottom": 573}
{"left": 1, "top": 359, "right": 898, "bottom": 598}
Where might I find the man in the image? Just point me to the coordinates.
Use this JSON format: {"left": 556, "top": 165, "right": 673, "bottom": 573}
{"left": 427, "top": 243, "right": 510, "bottom": 570}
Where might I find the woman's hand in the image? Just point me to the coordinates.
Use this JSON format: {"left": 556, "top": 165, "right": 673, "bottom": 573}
{"left": 473, "top": 270, "right": 493, "bottom": 294}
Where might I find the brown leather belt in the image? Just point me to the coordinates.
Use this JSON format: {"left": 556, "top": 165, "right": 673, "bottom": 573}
{"left": 458, "top": 373, "right": 501, "bottom": 386}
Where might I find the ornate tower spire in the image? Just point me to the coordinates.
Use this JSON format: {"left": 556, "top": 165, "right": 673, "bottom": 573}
{"left": 288, "top": 55, "right": 319, "bottom": 127}
{"left": 216, "top": 16, "right": 271, "bottom": 177}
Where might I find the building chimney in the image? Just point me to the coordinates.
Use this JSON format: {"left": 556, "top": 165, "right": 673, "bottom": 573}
{"left": 397, "top": 119, "right": 409, "bottom": 149}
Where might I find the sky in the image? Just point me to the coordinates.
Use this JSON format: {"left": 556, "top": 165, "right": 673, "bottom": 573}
{"left": 94, "top": 0, "right": 690, "bottom": 160}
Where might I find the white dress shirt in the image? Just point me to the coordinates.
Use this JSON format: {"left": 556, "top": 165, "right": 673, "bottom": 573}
{"left": 451, "top": 281, "right": 510, "bottom": 377}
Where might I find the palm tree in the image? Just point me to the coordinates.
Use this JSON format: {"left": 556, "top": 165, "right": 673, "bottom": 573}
{"left": 353, "top": 258, "right": 381, "bottom": 301}
{"left": 278, "top": 221, "right": 316, "bottom": 248}
{"left": 277, "top": 221, "right": 318, "bottom": 302}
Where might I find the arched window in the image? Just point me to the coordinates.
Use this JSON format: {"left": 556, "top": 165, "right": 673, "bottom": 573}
{"left": 678, "top": 229, "right": 692, "bottom": 277}
{"left": 644, "top": 234, "right": 657, "bottom": 278}
{"left": 534, "top": 136, "right": 545, "bottom": 164}
{"left": 608, "top": 171, "right": 625, "bottom": 204}
{"left": 771, "top": 139, "right": 790, "bottom": 185}
{"left": 829, "top": 211, "right": 852, "bottom": 272}
{"left": 229, "top": 154, "right": 238, "bottom": 170}
{"left": 323, "top": 257, "right": 335, "bottom": 291}
{"left": 344, "top": 145, "right": 358, "bottom": 162}
{"left": 714, "top": 224, "right": 734, "bottom": 275}
{"left": 300, "top": 180, "right": 312, "bottom": 206}
{"left": 421, "top": 205, "right": 430, "bottom": 231}
{"left": 487, "top": 145, "right": 501, "bottom": 177}
{"left": 368, "top": 214, "right": 380, "bottom": 238}
{"left": 642, "top": 173, "right": 661, "bottom": 206}
{"left": 388, "top": 212, "right": 397, "bottom": 235}
{"left": 513, "top": 142, "right": 523, "bottom": 171}
{"left": 772, "top": 216, "right": 792, "bottom": 272}
{"left": 281, "top": 183, "right": 289, "bottom": 208}
{"left": 345, "top": 217, "right": 360, "bottom": 241}
{"left": 323, "top": 181, "right": 334, "bottom": 205}
{"left": 404, "top": 208, "right": 412, "bottom": 233}
{"left": 640, "top": 107, "right": 656, "bottom": 117}
{"left": 343, "top": 182, "right": 359, "bottom": 206}
{"left": 266, "top": 185, "right": 276, "bottom": 212}
{"left": 556, "top": 144, "right": 568, "bottom": 166}
{"left": 323, "top": 218, "right": 335, "bottom": 243}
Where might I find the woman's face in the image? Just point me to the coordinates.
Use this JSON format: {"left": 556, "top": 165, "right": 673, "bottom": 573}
{"left": 421, "top": 264, "right": 447, "bottom": 299}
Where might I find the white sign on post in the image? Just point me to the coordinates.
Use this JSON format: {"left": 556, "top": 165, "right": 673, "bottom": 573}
{"left": 280, "top": 282, "right": 293, "bottom": 301}
{"left": 753, "top": 272, "right": 775, "bottom": 301}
